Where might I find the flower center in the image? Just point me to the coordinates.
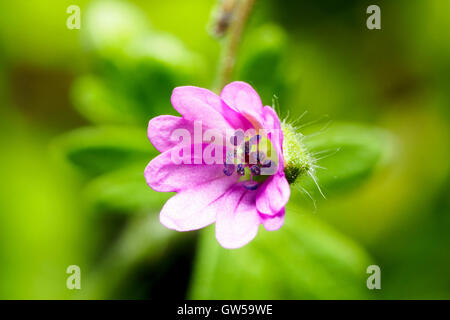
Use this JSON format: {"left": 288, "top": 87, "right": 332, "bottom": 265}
{"left": 223, "top": 132, "right": 277, "bottom": 190}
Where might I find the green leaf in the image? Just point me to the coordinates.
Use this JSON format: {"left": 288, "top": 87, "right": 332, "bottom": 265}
{"left": 53, "top": 126, "right": 155, "bottom": 175}
{"left": 78, "top": 1, "right": 205, "bottom": 126}
{"left": 71, "top": 75, "right": 143, "bottom": 125}
{"left": 73, "top": 34, "right": 204, "bottom": 125}
{"left": 102, "top": 32, "right": 204, "bottom": 122}
{"left": 84, "top": 164, "right": 172, "bottom": 213}
{"left": 238, "top": 24, "right": 288, "bottom": 103}
{"left": 78, "top": 213, "right": 182, "bottom": 299}
{"left": 297, "top": 122, "right": 393, "bottom": 198}
{"left": 83, "top": 0, "right": 150, "bottom": 55}
{"left": 189, "top": 205, "right": 372, "bottom": 299}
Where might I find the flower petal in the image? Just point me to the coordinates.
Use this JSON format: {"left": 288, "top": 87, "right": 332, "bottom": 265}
{"left": 159, "top": 176, "right": 237, "bottom": 231}
{"left": 147, "top": 115, "right": 193, "bottom": 152}
{"left": 171, "top": 86, "right": 250, "bottom": 131}
{"left": 259, "top": 208, "right": 285, "bottom": 231}
{"left": 262, "top": 106, "right": 281, "bottom": 131}
{"left": 145, "top": 147, "right": 235, "bottom": 192}
{"left": 262, "top": 106, "right": 284, "bottom": 168}
{"left": 215, "top": 186, "right": 260, "bottom": 249}
{"left": 256, "top": 173, "right": 290, "bottom": 215}
{"left": 220, "top": 81, "right": 264, "bottom": 126}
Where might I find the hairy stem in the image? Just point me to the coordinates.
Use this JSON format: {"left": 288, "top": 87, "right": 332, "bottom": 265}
{"left": 214, "top": 0, "right": 255, "bottom": 92}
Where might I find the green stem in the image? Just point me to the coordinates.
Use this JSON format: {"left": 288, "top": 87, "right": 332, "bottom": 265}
{"left": 214, "top": 0, "right": 256, "bottom": 92}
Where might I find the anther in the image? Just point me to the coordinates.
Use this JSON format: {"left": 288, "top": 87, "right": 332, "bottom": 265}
{"left": 236, "top": 164, "right": 245, "bottom": 176}
{"left": 250, "top": 165, "right": 261, "bottom": 176}
{"left": 223, "top": 164, "right": 235, "bottom": 176}
{"left": 262, "top": 159, "right": 273, "bottom": 168}
{"left": 243, "top": 181, "right": 258, "bottom": 191}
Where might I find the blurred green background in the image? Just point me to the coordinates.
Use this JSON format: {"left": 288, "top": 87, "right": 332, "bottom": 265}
{"left": 0, "top": 0, "right": 448, "bottom": 299}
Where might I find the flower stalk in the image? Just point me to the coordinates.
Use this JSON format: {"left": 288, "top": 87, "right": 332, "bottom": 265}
{"left": 214, "top": 0, "right": 256, "bottom": 92}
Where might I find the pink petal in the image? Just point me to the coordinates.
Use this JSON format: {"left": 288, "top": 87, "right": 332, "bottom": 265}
{"left": 262, "top": 106, "right": 284, "bottom": 168}
{"left": 215, "top": 186, "right": 260, "bottom": 249}
{"left": 256, "top": 173, "right": 290, "bottom": 216}
{"left": 145, "top": 147, "right": 235, "bottom": 192}
{"left": 147, "top": 115, "right": 193, "bottom": 152}
{"left": 171, "top": 86, "right": 250, "bottom": 131}
{"left": 220, "top": 81, "right": 264, "bottom": 126}
{"left": 259, "top": 208, "right": 285, "bottom": 231}
{"left": 159, "top": 177, "right": 237, "bottom": 231}
{"left": 262, "top": 106, "right": 281, "bottom": 131}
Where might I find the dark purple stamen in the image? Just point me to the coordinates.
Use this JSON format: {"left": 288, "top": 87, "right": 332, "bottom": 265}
{"left": 250, "top": 165, "right": 261, "bottom": 176}
{"left": 262, "top": 159, "right": 273, "bottom": 168}
{"left": 243, "top": 181, "right": 258, "bottom": 191}
{"left": 236, "top": 164, "right": 245, "bottom": 176}
{"left": 223, "top": 164, "right": 235, "bottom": 176}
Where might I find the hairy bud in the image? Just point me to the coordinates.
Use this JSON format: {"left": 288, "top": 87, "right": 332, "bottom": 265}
{"left": 282, "top": 121, "right": 313, "bottom": 184}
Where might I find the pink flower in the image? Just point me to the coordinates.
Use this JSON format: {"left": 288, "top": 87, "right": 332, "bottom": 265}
{"left": 145, "top": 81, "right": 290, "bottom": 248}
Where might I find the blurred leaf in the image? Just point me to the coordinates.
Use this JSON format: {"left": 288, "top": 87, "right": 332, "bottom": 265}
{"left": 71, "top": 75, "right": 142, "bottom": 125}
{"left": 79, "top": 0, "right": 206, "bottom": 126}
{"left": 54, "top": 126, "right": 155, "bottom": 175}
{"left": 76, "top": 33, "right": 204, "bottom": 125}
{"left": 0, "top": 0, "right": 85, "bottom": 67}
{"left": 297, "top": 122, "right": 393, "bottom": 199}
{"left": 79, "top": 213, "right": 182, "bottom": 299}
{"left": 0, "top": 108, "right": 89, "bottom": 299}
{"left": 126, "top": 32, "right": 204, "bottom": 75}
{"left": 108, "top": 33, "right": 204, "bottom": 122}
{"left": 83, "top": 0, "right": 150, "bottom": 55}
{"left": 190, "top": 205, "right": 372, "bottom": 299}
{"left": 238, "top": 24, "right": 288, "bottom": 104}
{"left": 85, "top": 164, "right": 172, "bottom": 213}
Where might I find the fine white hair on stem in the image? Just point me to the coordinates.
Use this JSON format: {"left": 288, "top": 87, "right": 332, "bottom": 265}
{"left": 312, "top": 164, "right": 327, "bottom": 170}
{"left": 296, "top": 114, "right": 330, "bottom": 129}
{"left": 295, "top": 184, "right": 317, "bottom": 212}
{"left": 313, "top": 147, "right": 341, "bottom": 162}
{"left": 302, "top": 119, "right": 333, "bottom": 140}
{"left": 290, "top": 110, "right": 308, "bottom": 126}
{"left": 281, "top": 111, "right": 338, "bottom": 203}
{"left": 311, "top": 148, "right": 337, "bottom": 156}
{"left": 272, "top": 94, "right": 282, "bottom": 116}
{"left": 284, "top": 109, "right": 290, "bottom": 123}
{"left": 308, "top": 170, "right": 326, "bottom": 199}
